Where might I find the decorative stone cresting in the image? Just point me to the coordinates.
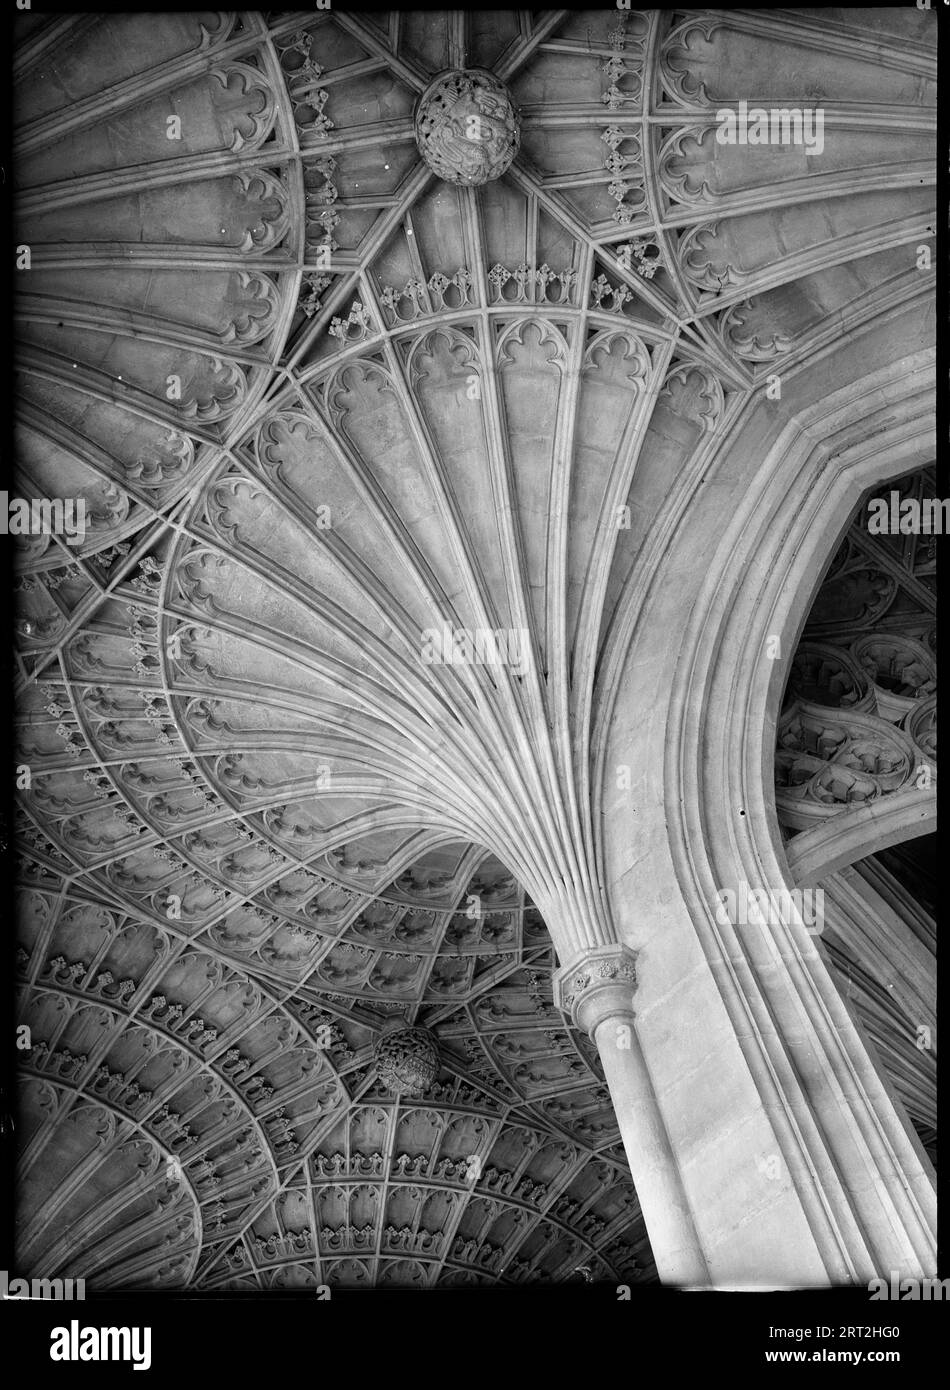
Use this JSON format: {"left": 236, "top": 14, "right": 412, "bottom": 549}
{"left": 373, "top": 1021, "right": 440, "bottom": 1097}
{"left": 414, "top": 69, "right": 520, "bottom": 186}
{"left": 554, "top": 944, "right": 638, "bottom": 1037}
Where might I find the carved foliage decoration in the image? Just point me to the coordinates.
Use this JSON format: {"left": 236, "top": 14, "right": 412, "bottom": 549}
{"left": 275, "top": 28, "right": 333, "bottom": 139}
{"left": 778, "top": 480, "right": 937, "bottom": 831}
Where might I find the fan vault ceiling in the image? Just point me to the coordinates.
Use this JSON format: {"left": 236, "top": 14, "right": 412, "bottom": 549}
{"left": 12, "top": 7, "right": 936, "bottom": 1289}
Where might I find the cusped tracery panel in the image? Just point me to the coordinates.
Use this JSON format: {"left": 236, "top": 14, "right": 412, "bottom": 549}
{"left": 777, "top": 468, "right": 937, "bottom": 836}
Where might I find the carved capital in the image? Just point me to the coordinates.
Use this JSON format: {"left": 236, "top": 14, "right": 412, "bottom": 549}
{"left": 554, "top": 944, "right": 638, "bottom": 1037}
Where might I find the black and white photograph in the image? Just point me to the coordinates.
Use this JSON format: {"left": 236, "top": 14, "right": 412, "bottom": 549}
{"left": 2, "top": 0, "right": 944, "bottom": 1370}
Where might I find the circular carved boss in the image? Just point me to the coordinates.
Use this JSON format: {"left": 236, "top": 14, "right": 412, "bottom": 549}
{"left": 414, "top": 69, "right": 520, "bottom": 186}
{"left": 374, "top": 1023, "right": 440, "bottom": 1097}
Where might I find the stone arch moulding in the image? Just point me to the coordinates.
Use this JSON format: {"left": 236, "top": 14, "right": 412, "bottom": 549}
{"left": 784, "top": 787, "right": 936, "bottom": 888}
{"left": 595, "top": 332, "right": 936, "bottom": 1286}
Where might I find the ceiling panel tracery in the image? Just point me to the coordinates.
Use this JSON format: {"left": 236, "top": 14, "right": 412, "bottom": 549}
{"left": 779, "top": 467, "right": 937, "bottom": 846}
{"left": 13, "top": 7, "right": 935, "bottom": 1289}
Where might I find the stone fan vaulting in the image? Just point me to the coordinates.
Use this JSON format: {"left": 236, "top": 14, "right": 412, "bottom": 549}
{"left": 12, "top": 8, "right": 937, "bottom": 1289}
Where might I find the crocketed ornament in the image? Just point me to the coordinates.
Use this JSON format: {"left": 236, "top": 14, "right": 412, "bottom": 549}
{"left": 374, "top": 1022, "right": 440, "bottom": 1096}
{"left": 414, "top": 69, "right": 520, "bottom": 186}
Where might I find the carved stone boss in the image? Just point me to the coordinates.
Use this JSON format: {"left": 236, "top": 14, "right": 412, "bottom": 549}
{"left": 414, "top": 69, "right": 520, "bottom": 186}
